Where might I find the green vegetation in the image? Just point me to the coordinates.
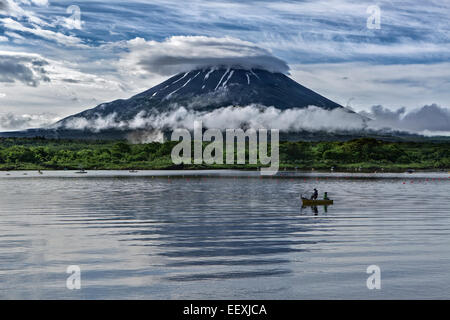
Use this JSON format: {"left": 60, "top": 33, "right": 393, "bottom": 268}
{"left": 0, "top": 137, "right": 448, "bottom": 171}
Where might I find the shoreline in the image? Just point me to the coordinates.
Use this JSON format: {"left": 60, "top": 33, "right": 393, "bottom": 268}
{"left": 1, "top": 168, "right": 449, "bottom": 174}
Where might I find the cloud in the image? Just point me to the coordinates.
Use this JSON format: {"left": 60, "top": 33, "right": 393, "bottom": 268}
{"left": 3, "top": 31, "right": 24, "bottom": 40}
{"left": 0, "top": 0, "right": 9, "bottom": 11}
{"left": 0, "top": 0, "right": 49, "bottom": 26}
{"left": 1, "top": 0, "right": 449, "bottom": 119}
{"left": 119, "top": 36, "right": 290, "bottom": 76}
{"left": 0, "top": 112, "right": 60, "bottom": 131}
{"left": 0, "top": 17, "right": 86, "bottom": 47}
{"left": 84, "top": 0, "right": 450, "bottom": 65}
{"left": 57, "top": 103, "right": 450, "bottom": 139}
{"left": 290, "top": 62, "right": 450, "bottom": 111}
{"left": 0, "top": 51, "right": 50, "bottom": 86}
{"left": 29, "top": 0, "right": 48, "bottom": 6}
{"left": 0, "top": 50, "right": 123, "bottom": 89}
{"left": 58, "top": 105, "right": 366, "bottom": 133}
{"left": 362, "top": 104, "right": 450, "bottom": 133}
{"left": 0, "top": 50, "right": 133, "bottom": 119}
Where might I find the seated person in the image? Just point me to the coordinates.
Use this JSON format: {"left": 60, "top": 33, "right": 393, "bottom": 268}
{"left": 311, "top": 188, "right": 318, "bottom": 200}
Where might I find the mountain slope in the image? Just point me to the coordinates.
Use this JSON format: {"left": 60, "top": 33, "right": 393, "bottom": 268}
{"left": 1, "top": 67, "right": 448, "bottom": 142}
{"left": 57, "top": 67, "right": 343, "bottom": 125}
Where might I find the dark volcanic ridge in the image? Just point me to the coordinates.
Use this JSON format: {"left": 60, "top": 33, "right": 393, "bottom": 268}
{"left": 57, "top": 67, "right": 343, "bottom": 125}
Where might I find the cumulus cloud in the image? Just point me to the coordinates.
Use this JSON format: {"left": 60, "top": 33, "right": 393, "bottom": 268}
{"left": 58, "top": 112, "right": 121, "bottom": 131}
{"left": 56, "top": 103, "right": 450, "bottom": 140}
{"left": 119, "top": 36, "right": 290, "bottom": 77}
{"left": 0, "top": 51, "right": 50, "bottom": 86}
{"left": 59, "top": 105, "right": 366, "bottom": 133}
{"left": 0, "top": 112, "right": 60, "bottom": 131}
{"left": 0, "top": 49, "right": 126, "bottom": 89}
{"left": 362, "top": 104, "right": 450, "bottom": 134}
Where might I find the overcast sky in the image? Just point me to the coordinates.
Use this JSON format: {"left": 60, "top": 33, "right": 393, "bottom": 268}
{"left": 0, "top": 0, "right": 449, "bottom": 131}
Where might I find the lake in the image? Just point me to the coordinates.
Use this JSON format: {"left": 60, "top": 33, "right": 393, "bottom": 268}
{"left": 0, "top": 170, "right": 449, "bottom": 299}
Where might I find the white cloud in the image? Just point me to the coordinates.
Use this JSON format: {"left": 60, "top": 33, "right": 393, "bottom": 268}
{"left": 119, "top": 36, "right": 290, "bottom": 77}
{"left": 0, "top": 50, "right": 129, "bottom": 117}
{"left": 58, "top": 105, "right": 365, "bottom": 133}
{"left": 290, "top": 62, "right": 450, "bottom": 112}
{"left": 0, "top": 17, "right": 86, "bottom": 47}
{"left": 260, "top": 34, "right": 450, "bottom": 61}
{"left": 0, "top": 0, "right": 49, "bottom": 26}
{"left": 4, "top": 31, "right": 25, "bottom": 39}
{"left": 0, "top": 112, "right": 60, "bottom": 131}
{"left": 28, "top": 0, "right": 49, "bottom": 6}
{"left": 0, "top": 0, "right": 448, "bottom": 130}
{"left": 58, "top": 103, "right": 450, "bottom": 137}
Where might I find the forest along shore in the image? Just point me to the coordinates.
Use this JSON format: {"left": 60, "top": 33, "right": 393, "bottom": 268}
{"left": 0, "top": 137, "right": 449, "bottom": 172}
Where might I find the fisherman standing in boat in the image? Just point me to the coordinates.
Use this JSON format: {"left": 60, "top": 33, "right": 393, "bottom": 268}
{"left": 311, "top": 188, "right": 318, "bottom": 200}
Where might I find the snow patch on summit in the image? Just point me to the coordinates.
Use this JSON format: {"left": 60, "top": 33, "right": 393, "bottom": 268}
{"left": 222, "top": 70, "right": 235, "bottom": 87}
{"left": 204, "top": 68, "right": 215, "bottom": 80}
{"left": 215, "top": 68, "right": 230, "bottom": 90}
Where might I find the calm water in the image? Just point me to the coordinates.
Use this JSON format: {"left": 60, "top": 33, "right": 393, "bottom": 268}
{"left": 0, "top": 170, "right": 449, "bottom": 299}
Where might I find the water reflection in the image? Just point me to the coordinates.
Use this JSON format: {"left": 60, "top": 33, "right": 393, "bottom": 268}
{"left": 300, "top": 205, "right": 330, "bottom": 216}
{"left": 0, "top": 171, "right": 449, "bottom": 299}
{"left": 89, "top": 178, "right": 329, "bottom": 282}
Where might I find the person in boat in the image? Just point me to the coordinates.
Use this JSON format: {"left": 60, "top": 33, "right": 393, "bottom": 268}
{"left": 311, "top": 188, "right": 318, "bottom": 200}
{"left": 323, "top": 192, "right": 329, "bottom": 200}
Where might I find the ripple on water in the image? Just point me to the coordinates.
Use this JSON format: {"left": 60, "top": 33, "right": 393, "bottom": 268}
{"left": 0, "top": 172, "right": 449, "bottom": 299}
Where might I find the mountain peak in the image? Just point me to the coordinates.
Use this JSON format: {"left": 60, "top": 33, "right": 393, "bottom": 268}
{"left": 60, "top": 67, "right": 342, "bottom": 125}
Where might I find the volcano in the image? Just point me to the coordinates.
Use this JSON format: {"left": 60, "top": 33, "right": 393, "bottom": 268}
{"left": 59, "top": 67, "right": 343, "bottom": 124}
{"left": 1, "top": 67, "right": 445, "bottom": 142}
{"left": 1, "top": 67, "right": 357, "bottom": 140}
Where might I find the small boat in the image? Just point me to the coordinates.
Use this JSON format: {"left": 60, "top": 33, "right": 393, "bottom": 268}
{"left": 129, "top": 170, "right": 138, "bottom": 173}
{"left": 301, "top": 198, "right": 333, "bottom": 206}
{"left": 75, "top": 165, "right": 87, "bottom": 174}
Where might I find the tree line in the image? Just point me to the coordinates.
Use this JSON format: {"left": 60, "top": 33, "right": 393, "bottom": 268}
{"left": 0, "top": 137, "right": 448, "bottom": 171}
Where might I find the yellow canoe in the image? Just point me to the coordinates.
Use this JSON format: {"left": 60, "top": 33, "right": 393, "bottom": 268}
{"left": 301, "top": 198, "right": 334, "bottom": 206}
